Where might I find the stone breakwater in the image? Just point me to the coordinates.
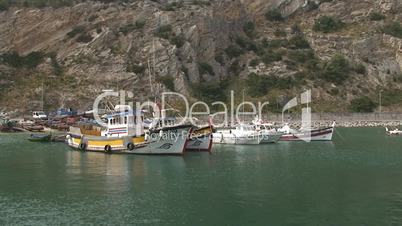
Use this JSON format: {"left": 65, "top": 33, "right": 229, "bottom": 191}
{"left": 276, "top": 121, "right": 402, "bottom": 128}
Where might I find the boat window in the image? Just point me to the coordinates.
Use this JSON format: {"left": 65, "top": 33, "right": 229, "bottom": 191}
{"left": 124, "top": 117, "right": 127, "bottom": 124}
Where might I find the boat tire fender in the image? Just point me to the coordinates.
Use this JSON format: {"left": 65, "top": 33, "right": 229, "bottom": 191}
{"left": 79, "top": 143, "right": 86, "bottom": 151}
{"left": 127, "top": 142, "right": 135, "bottom": 151}
{"left": 104, "top": 145, "right": 112, "bottom": 153}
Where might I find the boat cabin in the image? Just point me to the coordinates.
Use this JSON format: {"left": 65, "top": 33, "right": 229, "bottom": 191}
{"left": 102, "top": 111, "right": 144, "bottom": 137}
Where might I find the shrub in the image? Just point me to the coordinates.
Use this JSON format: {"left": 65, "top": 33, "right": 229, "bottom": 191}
{"left": 383, "top": 21, "right": 402, "bottom": 38}
{"left": 287, "top": 49, "right": 315, "bottom": 64}
{"left": 274, "top": 28, "right": 287, "bottom": 37}
{"left": 382, "top": 89, "right": 402, "bottom": 106}
{"left": 322, "top": 54, "right": 350, "bottom": 84}
{"left": 261, "top": 50, "right": 282, "bottom": 64}
{"left": 313, "top": 16, "right": 345, "bottom": 33}
{"left": 198, "top": 62, "right": 214, "bottom": 75}
{"left": 354, "top": 63, "right": 366, "bottom": 75}
{"left": 127, "top": 63, "right": 145, "bottom": 74}
{"left": 288, "top": 35, "right": 310, "bottom": 49}
{"left": 76, "top": 33, "right": 93, "bottom": 43}
{"left": 0, "top": 0, "right": 9, "bottom": 11}
{"left": 225, "top": 45, "right": 244, "bottom": 59}
{"left": 170, "top": 34, "right": 185, "bottom": 48}
{"left": 249, "top": 58, "right": 260, "bottom": 67}
{"left": 369, "top": 12, "right": 385, "bottom": 21}
{"left": 265, "top": 9, "right": 283, "bottom": 21}
{"left": 155, "top": 24, "right": 173, "bottom": 39}
{"left": 262, "top": 39, "right": 288, "bottom": 49}
{"left": 0, "top": 51, "right": 44, "bottom": 69}
{"left": 119, "top": 20, "right": 146, "bottom": 35}
{"left": 243, "top": 21, "right": 255, "bottom": 38}
{"left": 157, "top": 76, "right": 175, "bottom": 91}
{"left": 246, "top": 73, "right": 297, "bottom": 97}
{"left": 215, "top": 53, "right": 224, "bottom": 65}
{"left": 67, "top": 26, "right": 85, "bottom": 38}
{"left": 49, "top": 53, "right": 63, "bottom": 76}
{"left": 228, "top": 60, "right": 241, "bottom": 76}
{"left": 191, "top": 81, "right": 228, "bottom": 103}
{"left": 350, "top": 96, "right": 377, "bottom": 112}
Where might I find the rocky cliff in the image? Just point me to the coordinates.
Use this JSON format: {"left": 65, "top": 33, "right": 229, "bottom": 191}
{"left": 1, "top": 0, "right": 402, "bottom": 114}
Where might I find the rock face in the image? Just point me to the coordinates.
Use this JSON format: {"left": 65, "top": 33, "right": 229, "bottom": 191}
{"left": 0, "top": 0, "right": 402, "bottom": 113}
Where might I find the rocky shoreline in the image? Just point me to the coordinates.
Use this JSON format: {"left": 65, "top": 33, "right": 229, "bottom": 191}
{"left": 278, "top": 120, "right": 402, "bottom": 128}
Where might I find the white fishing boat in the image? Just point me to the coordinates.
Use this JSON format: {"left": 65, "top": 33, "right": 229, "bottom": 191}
{"left": 212, "top": 124, "right": 262, "bottom": 145}
{"left": 148, "top": 116, "right": 213, "bottom": 152}
{"left": 385, "top": 127, "right": 402, "bottom": 136}
{"left": 278, "top": 121, "right": 336, "bottom": 141}
{"left": 66, "top": 110, "right": 192, "bottom": 155}
{"left": 252, "top": 116, "right": 283, "bottom": 144}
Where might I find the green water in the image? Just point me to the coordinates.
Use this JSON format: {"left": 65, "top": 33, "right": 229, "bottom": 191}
{"left": 0, "top": 128, "right": 402, "bottom": 225}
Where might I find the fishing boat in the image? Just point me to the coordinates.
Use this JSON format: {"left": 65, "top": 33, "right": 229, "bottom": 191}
{"left": 66, "top": 110, "right": 192, "bottom": 155}
{"left": 385, "top": 127, "right": 402, "bottom": 136}
{"left": 212, "top": 124, "right": 262, "bottom": 145}
{"left": 252, "top": 116, "right": 283, "bottom": 143}
{"left": 28, "top": 133, "right": 51, "bottom": 142}
{"left": 279, "top": 121, "right": 336, "bottom": 141}
{"left": 185, "top": 125, "right": 213, "bottom": 152}
{"left": 148, "top": 114, "right": 213, "bottom": 152}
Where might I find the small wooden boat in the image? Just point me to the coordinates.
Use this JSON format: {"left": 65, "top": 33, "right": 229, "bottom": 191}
{"left": 185, "top": 125, "right": 213, "bottom": 152}
{"left": 386, "top": 127, "right": 402, "bottom": 136}
{"left": 279, "top": 122, "right": 336, "bottom": 141}
{"left": 28, "top": 134, "right": 51, "bottom": 142}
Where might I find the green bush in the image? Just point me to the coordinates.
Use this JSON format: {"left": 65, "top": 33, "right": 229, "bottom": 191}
{"left": 350, "top": 96, "right": 377, "bottom": 112}
{"left": 288, "top": 35, "right": 310, "bottom": 49}
{"left": 246, "top": 73, "right": 296, "bottom": 97}
{"left": 313, "top": 16, "right": 345, "bottom": 33}
{"left": 243, "top": 21, "right": 255, "bottom": 38}
{"left": 225, "top": 45, "right": 244, "bottom": 59}
{"left": 322, "top": 54, "right": 350, "bottom": 84}
{"left": 369, "top": 12, "right": 386, "bottom": 21}
{"left": 261, "top": 50, "right": 282, "bottom": 64}
{"left": 76, "top": 33, "right": 93, "bottom": 43}
{"left": 265, "top": 9, "right": 283, "bottom": 21}
{"left": 0, "top": 0, "right": 9, "bottom": 11}
{"left": 119, "top": 20, "right": 146, "bottom": 35}
{"left": 228, "top": 60, "right": 241, "bottom": 76}
{"left": 170, "top": 34, "right": 186, "bottom": 48}
{"left": 127, "top": 63, "right": 145, "bottom": 74}
{"left": 198, "top": 62, "right": 214, "bottom": 75}
{"left": 157, "top": 76, "right": 175, "bottom": 91}
{"left": 354, "top": 63, "right": 366, "bottom": 75}
{"left": 0, "top": 51, "right": 44, "bottom": 69}
{"left": 274, "top": 28, "right": 287, "bottom": 37}
{"left": 215, "top": 53, "right": 224, "bottom": 65}
{"left": 67, "top": 26, "right": 85, "bottom": 38}
{"left": 49, "top": 53, "right": 63, "bottom": 76}
{"left": 155, "top": 24, "right": 173, "bottom": 39}
{"left": 383, "top": 22, "right": 402, "bottom": 38}
{"left": 262, "top": 39, "right": 288, "bottom": 49}
{"left": 382, "top": 89, "right": 402, "bottom": 106}
{"left": 249, "top": 58, "right": 260, "bottom": 67}
{"left": 287, "top": 49, "right": 315, "bottom": 64}
{"left": 191, "top": 81, "right": 228, "bottom": 103}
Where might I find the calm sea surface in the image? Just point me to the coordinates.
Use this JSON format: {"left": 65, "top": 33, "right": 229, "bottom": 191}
{"left": 1, "top": 128, "right": 402, "bottom": 225}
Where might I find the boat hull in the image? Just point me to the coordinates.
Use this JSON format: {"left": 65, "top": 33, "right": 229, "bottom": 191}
{"left": 280, "top": 126, "right": 334, "bottom": 141}
{"left": 185, "top": 126, "right": 213, "bottom": 152}
{"left": 66, "top": 126, "right": 192, "bottom": 155}
{"left": 212, "top": 132, "right": 261, "bottom": 145}
{"left": 259, "top": 132, "right": 283, "bottom": 144}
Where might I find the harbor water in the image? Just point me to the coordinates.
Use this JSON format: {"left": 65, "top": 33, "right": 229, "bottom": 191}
{"left": 1, "top": 127, "right": 402, "bottom": 225}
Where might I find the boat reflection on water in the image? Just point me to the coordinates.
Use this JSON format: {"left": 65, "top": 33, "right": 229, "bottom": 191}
{"left": 65, "top": 150, "right": 187, "bottom": 192}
